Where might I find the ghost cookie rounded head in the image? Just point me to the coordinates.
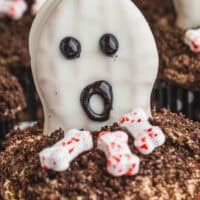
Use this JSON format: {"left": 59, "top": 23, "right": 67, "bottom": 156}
{"left": 29, "top": 0, "right": 159, "bottom": 135}
{"left": 100, "top": 34, "right": 119, "bottom": 56}
{"left": 60, "top": 37, "right": 81, "bottom": 59}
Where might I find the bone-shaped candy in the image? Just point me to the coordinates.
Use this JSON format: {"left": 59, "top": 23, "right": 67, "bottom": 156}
{"left": 119, "top": 108, "right": 149, "bottom": 138}
{"left": 0, "top": 0, "right": 27, "bottom": 20}
{"left": 32, "top": 0, "right": 46, "bottom": 15}
{"left": 97, "top": 131, "right": 140, "bottom": 177}
{"left": 119, "top": 108, "right": 166, "bottom": 155}
{"left": 185, "top": 29, "right": 200, "bottom": 53}
{"left": 39, "top": 129, "right": 93, "bottom": 171}
{"left": 134, "top": 127, "right": 165, "bottom": 155}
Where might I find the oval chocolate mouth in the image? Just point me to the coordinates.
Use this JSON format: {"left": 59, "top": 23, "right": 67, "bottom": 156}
{"left": 80, "top": 80, "right": 113, "bottom": 122}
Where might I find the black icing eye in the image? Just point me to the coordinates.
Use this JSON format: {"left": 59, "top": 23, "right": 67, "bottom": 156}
{"left": 100, "top": 33, "right": 119, "bottom": 56}
{"left": 60, "top": 37, "right": 81, "bottom": 59}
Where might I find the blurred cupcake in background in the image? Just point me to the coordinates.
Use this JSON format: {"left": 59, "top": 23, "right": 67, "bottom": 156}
{"left": 0, "top": 0, "right": 46, "bottom": 124}
{"left": 135, "top": 0, "right": 200, "bottom": 121}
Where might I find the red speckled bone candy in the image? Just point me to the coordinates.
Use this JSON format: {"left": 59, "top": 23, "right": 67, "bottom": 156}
{"left": 39, "top": 129, "right": 93, "bottom": 171}
{"left": 185, "top": 29, "right": 200, "bottom": 53}
{"left": 39, "top": 108, "right": 165, "bottom": 176}
{"left": 97, "top": 130, "right": 140, "bottom": 177}
{"left": 0, "top": 0, "right": 27, "bottom": 20}
{"left": 119, "top": 108, "right": 166, "bottom": 155}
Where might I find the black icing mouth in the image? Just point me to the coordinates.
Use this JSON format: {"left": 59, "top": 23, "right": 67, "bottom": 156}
{"left": 80, "top": 80, "right": 113, "bottom": 122}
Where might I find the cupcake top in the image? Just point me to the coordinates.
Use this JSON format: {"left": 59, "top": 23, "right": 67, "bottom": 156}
{"left": 0, "top": 66, "right": 26, "bottom": 122}
{"left": 135, "top": 0, "right": 200, "bottom": 92}
{"left": 0, "top": 109, "right": 199, "bottom": 200}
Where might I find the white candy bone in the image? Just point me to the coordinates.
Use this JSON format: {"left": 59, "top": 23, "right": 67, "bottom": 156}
{"left": 134, "top": 127, "right": 166, "bottom": 155}
{"left": 32, "top": 0, "right": 47, "bottom": 15}
{"left": 119, "top": 108, "right": 149, "bottom": 138}
{"left": 185, "top": 29, "right": 200, "bottom": 53}
{"left": 39, "top": 129, "right": 93, "bottom": 171}
{"left": 0, "top": 0, "right": 27, "bottom": 20}
{"left": 97, "top": 131, "right": 140, "bottom": 177}
{"left": 119, "top": 108, "right": 166, "bottom": 155}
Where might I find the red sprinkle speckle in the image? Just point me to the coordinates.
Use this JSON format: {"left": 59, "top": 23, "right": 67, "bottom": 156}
{"left": 111, "top": 142, "right": 116, "bottom": 148}
{"left": 113, "top": 156, "right": 121, "bottom": 163}
{"left": 8, "top": 7, "right": 16, "bottom": 17}
{"left": 126, "top": 163, "right": 136, "bottom": 176}
{"left": 141, "top": 137, "right": 146, "bottom": 142}
{"left": 62, "top": 137, "right": 80, "bottom": 146}
{"left": 147, "top": 128, "right": 153, "bottom": 132}
{"left": 117, "top": 144, "right": 122, "bottom": 149}
{"left": 98, "top": 131, "right": 110, "bottom": 140}
{"left": 192, "top": 41, "right": 199, "bottom": 49}
{"left": 126, "top": 154, "right": 131, "bottom": 160}
{"left": 43, "top": 165, "right": 49, "bottom": 170}
{"left": 68, "top": 148, "right": 74, "bottom": 154}
{"left": 149, "top": 132, "right": 154, "bottom": 138}
{"left": 107, "top": 159, "right": 112, "bottom": 167}
{"left": 140, "top": 144, "right": 148, "bottom": 150}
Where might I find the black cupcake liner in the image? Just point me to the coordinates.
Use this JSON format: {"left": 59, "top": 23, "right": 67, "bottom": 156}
{"left": 152, "top": 80, "right": 200, "bottom": 121}
{"left": 0, "top": 120, "right": 15, "bottom": 139}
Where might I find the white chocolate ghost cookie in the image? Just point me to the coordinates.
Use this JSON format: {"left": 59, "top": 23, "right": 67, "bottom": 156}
{"left": 29, "top": 0, "right": 159, "bottom": 135}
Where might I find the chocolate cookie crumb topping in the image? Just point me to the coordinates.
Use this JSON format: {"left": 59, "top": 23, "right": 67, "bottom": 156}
{"left": 0, "top": 110, "right": 199, "bottom": 200}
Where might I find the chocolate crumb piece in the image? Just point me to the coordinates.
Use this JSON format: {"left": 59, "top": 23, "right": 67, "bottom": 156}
{"left": 134, "top": 0, "right": 200, "bottom": 92}
{"left": 0, "top": 67, "right": 26, "bottom": 123}
{"left": 0, "top": 109, "right": 199, "bottom": 200}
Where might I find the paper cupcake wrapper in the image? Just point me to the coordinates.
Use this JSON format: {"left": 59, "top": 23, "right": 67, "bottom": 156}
{"left": 152, "top": 80, "right": 200, "bottom": 121}
{"left": 0, "top": 120, "right": 15, "bottom": 139}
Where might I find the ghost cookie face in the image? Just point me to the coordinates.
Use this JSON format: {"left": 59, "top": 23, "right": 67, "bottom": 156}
{"left": 29, "top": 0, "right": 159, "bottom": 135}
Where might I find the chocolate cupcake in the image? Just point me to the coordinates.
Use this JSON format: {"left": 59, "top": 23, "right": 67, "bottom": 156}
{"left": 0, "top": 67, "right": 26, "bottom": 137}
{"left": 0, "top": 109, "right": 199, "bottom": 199}
{"left": 134, "top": 0, "right": 200, "bottom": 121}
{"left": 0, "top": 1, "right": 199, "bottom": 199}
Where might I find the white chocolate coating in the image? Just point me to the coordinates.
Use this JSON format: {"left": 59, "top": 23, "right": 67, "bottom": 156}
{"left": 29, "top": 0, "right": 159, "bottom": 135}
{"left": 119, "top": 108, "right": 166, "bottom": 155}
{"left": 173, "top": 0, "right": 200, "bottom": 29}
{"left": 39, "top": 129, "right": 93, "bottom": 171}
{"left": 97, "top": 130, "right": 140, "bottom": 177}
